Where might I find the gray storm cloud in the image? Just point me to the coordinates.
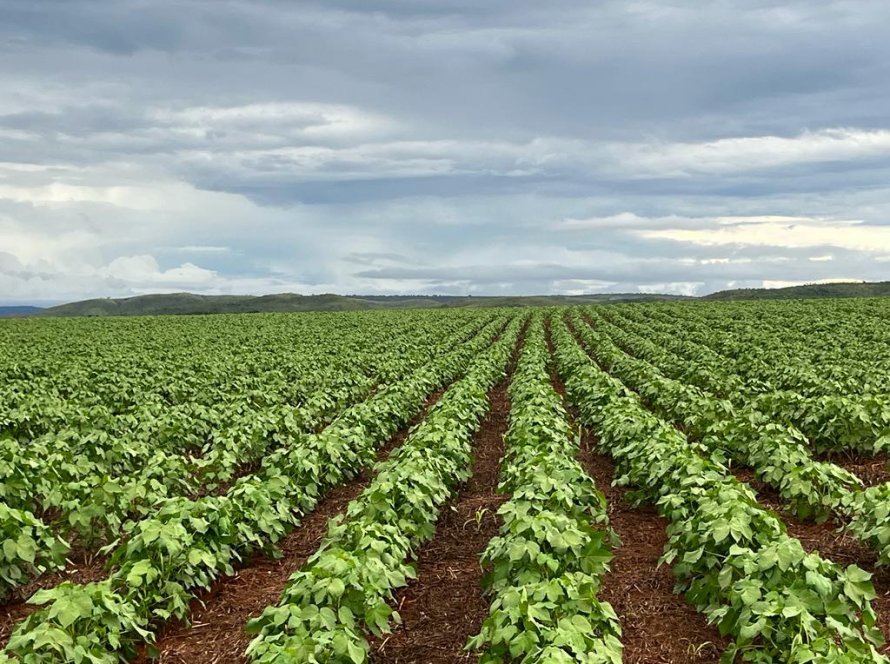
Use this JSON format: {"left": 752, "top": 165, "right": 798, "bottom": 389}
{"left": 1, "top": 0, "right": 890, "bottom": 303}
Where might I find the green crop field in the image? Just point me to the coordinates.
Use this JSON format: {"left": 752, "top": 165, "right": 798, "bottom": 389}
{"left": 2, "top": 300, "right": 890, "bottom": 663}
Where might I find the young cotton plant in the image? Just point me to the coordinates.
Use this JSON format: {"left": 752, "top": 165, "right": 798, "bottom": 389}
{"left": 472, "top": 573, "right": 621, "bottom": 664}
{"left": 551, "top": 314, "right": 887, "bottom": 664}
{"left": 3, "top": 581, "right": 151, "bottom": 664}
{"left": 0, "top": 504, "right": 67, "bottom": 601}
{"left": 844, "top": 483, "right": 890, "bottom": 566}
{"left": 245, "top": 320, "right": 521, "bottom": 664}
{"left": 1, "top": 317, "right": 508, "bottom": 664}
{"left": 468, "top": 316, "right": 621, "bottom": 664}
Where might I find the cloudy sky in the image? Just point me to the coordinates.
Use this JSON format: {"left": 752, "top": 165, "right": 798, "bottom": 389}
{"left": 3, "top": 0, "right": 890, "bottom": 304}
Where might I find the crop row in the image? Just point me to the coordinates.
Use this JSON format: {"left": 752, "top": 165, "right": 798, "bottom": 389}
{"left": 0, "top": 314, "right": 480, "bottom": 512}
{"left": 0, "top": 315, "right": 487, "bottom": 599}
{"left": 573, "top": 310, "right": 890, "bottom": 569}
{"left": 571, "top": 310, "right": 861, "bottom": 522}
{"left": 244, "top": 316, "right": 523, "bottom": 663}
{"left": 468, "top": 315, "right": 621, "bottom": 663}
{"left": 637, "top": 300, "right": 890, "bottom": 393}
{"left": 0, "top": 312, "right": 483, "bottom": 544}
{"left": 550, "top": 313, "right": 886, "bottom": 663}
{"left": 0, "top": 313, "right": 429, "bottom": 438}
{"left": 0, "top": 315, "right": 510, "bottom": 663}
{"left": 604, "top": 306, "right": 890, "bottom": 454}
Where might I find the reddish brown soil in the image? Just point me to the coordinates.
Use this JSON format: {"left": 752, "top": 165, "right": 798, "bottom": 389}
{"left": 369, "top": 380, "right": 512, "bottom": 663}
{"left": 733, "top": 469, "right": 890, "bottom": 653}
{"left": 369, "top": 323, "right": 524, "bottom": 664}
{"left": 816, "top": 451, "right": 890, "bottom": 487}
{"left": 0, "top": 551, "right": 109, "bottom": 648}
{"left": 545, "top": 364, "right": 728, "bottom": 662}
{"left": 582, "top": 449, "right": 728, "bottom": 663}
{"left": 129, "top": 389, "right": 445, "bottom": 664}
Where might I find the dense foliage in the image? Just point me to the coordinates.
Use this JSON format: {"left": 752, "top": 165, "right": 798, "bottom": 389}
{"left": 551, "top": 313, "right": 886, "bottom": 663}
{"left": 467, "top": 315, "right": 621, "bottom": 663}
{"left": 3, "top": 298, "right": 890, "bottom": 663}
{"left": 245, "top": 318, "right": 522, "bottom": 663}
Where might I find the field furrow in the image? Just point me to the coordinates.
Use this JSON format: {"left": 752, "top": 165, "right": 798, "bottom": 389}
{"left": 5, "top": 299, "right": 890, "bottom": 663}
{"left": 551, "top": 313, "right": 887, "bottom": 662}
{"left": 129, "top": 387, "right": 448, "bottom": 664}
{"left": 368, "top": 326, "right": 520, "bottom": 664}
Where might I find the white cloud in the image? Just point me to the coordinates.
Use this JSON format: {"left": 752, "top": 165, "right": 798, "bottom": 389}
{"left": 151, "top": 102, "right": 393, "bottom": 143}
{"left": 166, "top": 125, "right": 890, "bottom": 189}
{"left": 555, "top": 212, "right": 656, "bottom": 230}
{"left": 639, "top": 216, "right": 890, "bottom": 253}
{"left": 0, "top": 183, "right": 176, "bottom": 209}
{"left": 104, "top": 254, "right": 216, "bottom": 285}
{"left": 0, "top": 218, "right": 100, "bottom": 267}
{"left": 173, "top": 245, "right": 231, "bottom": 254}
{"left": 613, "top": 129, "right": 890, "bottom": 177}
{"left": 637, "top": 281, "right": 704, "bottom": 296}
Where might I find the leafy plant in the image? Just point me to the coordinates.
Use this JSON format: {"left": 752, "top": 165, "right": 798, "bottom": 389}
{"left": 468, "top": 316, "right": 621, "bottom": 663}
{"left": 1, "top": 312, "right": 510, "bottom": 662}
{"left": 550, "top": 312, "right": 886, "bottom": 663}
{"left": 245, "top": 318, "right": 523, "bottom": 663}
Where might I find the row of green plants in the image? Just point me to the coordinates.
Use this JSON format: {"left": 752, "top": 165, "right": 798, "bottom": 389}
{"left": 244, "top": 318, "right": 523, "bottom": 663}
{"left": 0, "top": 313, "right": 480, "bottom": 512}
{"left": 0, "top": 313, "right": 484, "bottom": 551}
{"left": 604, "top": 306, "right": 890, "bottom": 454}
{"left": 579, "top": 309, "right": 890, "bottom": 567}
{"left": 0, "top": 312, "right": 422, "bottom": 438}
{"left": 467, "top": 315, "right": 622, "bottom": 663}
{"left": 0, "top": 315, "right": 487, "bottom": 598}
{"left": 550, "top": 314, "right": 887, "bottom": 663}
{"left": 0, "top": 376, "right": 369, "bottom": 602}
{"left": 2, "top": 374, "right": 372, "bottom": 545}
{"left": 572, "top": 310, "right": 861, "bottom": 523}
{"left": 573, "top": 310, "right": 890, "bottom": 569}
{"left": 844, "top": 485, "right": 890, "bottom": 567}
{"left": 630, "top": 298, "right": 890, "bottom": 392}
{"left": 637, "top": 299, "right": 890, "bottom": 395}
{"left": 0, "top": 315, "right": 510, "bottom": 663}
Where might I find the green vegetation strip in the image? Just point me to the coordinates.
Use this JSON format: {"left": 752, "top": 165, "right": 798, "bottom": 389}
{"left": 0, "top": 316, "right": 507, "bottom": 664}
{"left": 607, "top": 304, "right": 890, "bottom": 454}
{"left": 243, "top": 317, "right": 523, "bottom": 663}
{"left": 578, "top": 309, "right": 890, "bottom": 567}
{"left": 551, "top": 315, "right": 886, "bottom": 663}
{"left": 467, "top": 315, "right": 621, "bottom": 663}
{"left": 572, "top": 309, "right": 858, "bottom": 522}
{"left": 0, "top": 314, "right": 479, "bottom": 532}
{"left": 0, "top": 314, "right": 485, "bottom": 600}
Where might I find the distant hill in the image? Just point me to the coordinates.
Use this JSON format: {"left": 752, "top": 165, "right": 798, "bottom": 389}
{"left": 0, "top": 306, "right": 43, "bottom": 317}
{"left": 25, "top": 280, "right": 890, "bottom": 318}
{"left": 40, "top": 292, "right": 686, "bottom": 317}
{"left": 706, "top": 281, "right": 890, "bottom": 301}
